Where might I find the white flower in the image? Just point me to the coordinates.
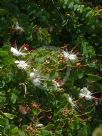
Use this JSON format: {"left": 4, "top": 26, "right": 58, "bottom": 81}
{"left": 67, "top": 95, "right": 76, "bottom": 108}
{"left": 29, "top": 69, "right": 41, "bottom": 86}
{"left": 11, "top": 47, "right": 27, "bottom": 56}
{"left": 33, "top": 77, "right": 41, "bottom": 86}
{"left": 79, "top": 87, "right": 93, "bottom": 100}
{"left": 52, "top": 79, "right": 64, "bottom": 88}
{"left": 15, "top": 60, "right": 29, "bottom": 70}
{"left": 63, "top": 51, "right": 77, "bottom": 62}
{"left": 36, "top": 123, "right": 44, "bottom": 128}
{"left": 29, "top": 72, "right": 35, "bottom": 78}
{"left": 15, "top": 22, "right": 24, "bottom": 32}
{"left": 29, "top": 69, "right": 40, "bottom": 79}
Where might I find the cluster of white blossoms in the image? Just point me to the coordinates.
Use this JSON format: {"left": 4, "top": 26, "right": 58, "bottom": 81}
{"left": 63, "top": 51, "right": 77, "bottom": 63}
{"left": 11, "top": 46, "right": 41, "bottom": 86}
{"left": 11, "top": 46, "right": 98, "bottom": 104}
{"left": 67, "top": 87, "right": 96, "bottom": 111}
{"left": 11, "top": 46, "right": 29, "bottom": 70}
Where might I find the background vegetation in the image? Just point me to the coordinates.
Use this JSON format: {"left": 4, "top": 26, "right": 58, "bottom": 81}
{"left": 0, "top": 0, "right": 102, "bottom": 135}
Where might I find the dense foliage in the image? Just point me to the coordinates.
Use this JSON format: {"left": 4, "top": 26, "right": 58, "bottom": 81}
{"left": 0, "top": 0, "right": 102, "bottom": 135}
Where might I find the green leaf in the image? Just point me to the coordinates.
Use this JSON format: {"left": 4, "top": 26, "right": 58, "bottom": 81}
{"left": 0, "top": 117, "right": 9, "bottom": 126}
{"left": 77, "top": 70, "right": 84, "bottom": 79}
{"left": 11, "top": 93, "right": 18, "bottom": 104}
{"left": 11, "top": 127, "right": 19, "bottom": 135}
{"left": 40, "top": 129, "right": 52, "bottom": 136}
{"left": 19, "top": 130, "right": 28, "bottom": 136}
{"left": 3, "top": 113, "right": 16, "bottom": 120}
{"left": 45, "top": 124, "right": 55, "bottom": 130}
{"left": 55, "top": 130, "right": 62, "bottom": 136}
{"left": 78, "top": 126, "right": 88, "bottom": 136}
{"left": 69, "top": 2, "right": 74, "bottom": 9}
{"left": 0, "top": 9, "right": 9, "bottom": 16}
{"left": 87, "top": 74, "right": 102, "bottom": 82}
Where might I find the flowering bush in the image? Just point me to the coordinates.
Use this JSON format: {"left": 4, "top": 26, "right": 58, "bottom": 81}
{"left": 0, "top": 0, "right": 102, "bottom": 136}
{"left": 0, "top": 43, "right": 102, "bottom": 136}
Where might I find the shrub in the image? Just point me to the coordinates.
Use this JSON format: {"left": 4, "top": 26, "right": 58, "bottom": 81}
{"left": 0, "top": 0, "right": 102, "bottom": 135}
